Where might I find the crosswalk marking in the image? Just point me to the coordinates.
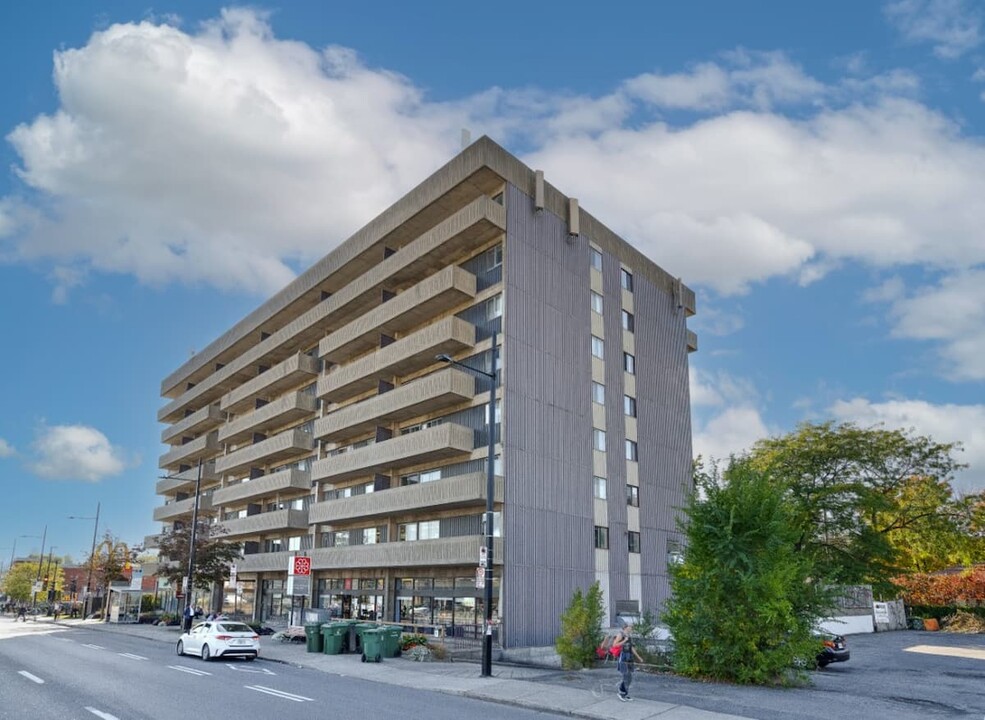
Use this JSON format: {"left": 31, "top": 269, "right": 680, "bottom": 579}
{"left": 82, "top": 644, "right": 105, "bottom": 650}
{"left": 18, "top": 671, "right": 44, "bottom": 684}
{"left": 245, "top": 685, "right": 314, "bottom": 702}
{"left": 167, "top": 664, "right": 213, "bottom": 676}
{"left": 118, "top": 653, "right": 147, "bottom": 660}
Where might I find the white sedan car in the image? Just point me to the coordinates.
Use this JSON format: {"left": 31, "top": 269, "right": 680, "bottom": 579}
{"left": 176, "top": 620, "right": 260, "bottom": 661}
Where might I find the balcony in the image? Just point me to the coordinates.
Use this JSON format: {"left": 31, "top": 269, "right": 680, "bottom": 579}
{"left": 159, "top": 195, "right": 505, "bottom": 423}
{"left": 319, "top": 266, "right": 476, "bottom": 365}
{"left": 218, "top": 392, "right": 317, "bottom": 445}
{"left": 219, "top": 508, "right": 309, "bottom": 540}
{"left": 161, "top": 404, "right": 225, "bottom": 444}
{"left": 687, "top": 329, "right": 698, "bottom": 353}
{"left": 220, "top": 353, "right": 319, "bottom": 415}
{"left": 313, "top": 368, "right": 473, "bottom": 444}
{"left": 212, "top": 468, "right": 312, "bottom": 506}
{"left": 214, "top": 427, "right": 315, "bottom": 477}
{"left": 311, "top": 423, "right": 474, "bottom": 483}
{"left": 317, "top": 317, "right": 475, "bottom": 404}
{"left": 308, "top": 536, "right": 503, "bottom": 570}
{"left": 153, "top": 494, "right": 214, "bottom": 522}
{"left": 143, "top": 534, "right": 161, "bottom": 549}
{"left": 235, "top": 550, "right": 295, "bottom": 574}
{"left": 309, "top": 472, "right": 503, "bottom": 525}
{"left": 155, "top": 461, "right": 218, "bottom": 495}
{"left": 159, "top": 431, "right": 220, "bottom": 470}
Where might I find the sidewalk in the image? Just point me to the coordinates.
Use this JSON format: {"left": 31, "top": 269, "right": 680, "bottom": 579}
{"left": 46, "top": 617, "right": 752, "bottom": 720}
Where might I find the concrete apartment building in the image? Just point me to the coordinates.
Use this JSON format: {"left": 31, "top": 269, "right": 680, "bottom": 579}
{"left": 152, "top": 137, "right": 696, "bottom": 649}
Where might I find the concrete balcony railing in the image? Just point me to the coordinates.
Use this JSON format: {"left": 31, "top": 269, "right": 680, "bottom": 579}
{"left": 235, "top": 550, "right": 296, "bottom": 574}
{"left": 159, "top": 431, "right": 220, "bottom": 470}
{"left": 214, "top": 427, "right": 315, "bottom": 477}
{"left": 158, "top": 195, "right": 505, "bottom": 424}
{"left": 211, "top": 468, "right": 312, "bottom": 506}
{"left": 218, "top": 392, "right": 317, "bottom": 445}
{"left": 319, "top": 266, "right": 477, "bottom": 365}
{"left": 153, "top": 494, "right": 214, "bottom": 522}
{"left": 313, "top": 368, "right": 474, "bottom": 444}
{"left": 317, "top": 317, "right": 475, "bottom": 404}
{"left": 161, "top": 404, "right": 225, "bottom": 444}
{"left": 686, "top": 329, "right": 698, "bottom": 353}
{"left": 220, "top": 353, "right": 319, "bottom": 415}
{"left": 143, "top": 534, "right": 161, "bottom": 549}
{"left": 219, "top": 508, "right": 309, "bottom": 540}
{"left": 308, "top": 536, "right": 503, "bottom": 570}
{"left": 309, "top": 472, "right": 502, "bottom": 525}
{"left": 155, "top": 461, "right": 218, "bottom": 495}
{"left": 311, "top": 423, "right": 474, "bottom": 484}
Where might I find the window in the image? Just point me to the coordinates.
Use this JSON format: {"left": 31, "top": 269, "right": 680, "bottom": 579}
{"left": 628, "top": 531, "right": 641, "bottom": 553}
{"left": 624, "top": 395, "right": 637, "bottom": 417}
{"left": 591, "top": 291, "right": 604, "bottom": 314}
{"left": 333, "top": 530, "right": 350, "bottom": 547}
{"left": 591, "top": 335, "right": 605, "bottom": 359}
{"left": 362, "top": 527, "right": 382, "bottom": 544}
{"left": 590, "top": 247, "right": 603, "bottom": 271}
{"left": 621, "top": 268, "right": 634, "bottom": 292}
{"left": 626, "top": 439, "right": 638, "bottom": 461}
{"left": 398, "top": 520, "right": 440, "bottom": 542}
{"left": 593, "top": 428, "right": 607, "bottom": 452}
{"left": 667, "top": 539, "right": 684, "bottom": 566}
{"left": 623, "top": 352, "right": 636, "bottom": 375}
{"left": 484, "top": 400, "right": 502, "bottom": 424}
{"left": 593, "top": 476, "right": 607, "bottom": 500}
{"left": 622, "top": 310, "right": 635, "bottom": 333}
{"left": 487, "top": 294, "right": 503, "bottom": 320}
{"left": 626, "top": 484, "right": 639, "bottom": 507}
{"left": 490, "top": 244, "right": 503, "bottom": 269}
{"left": 594, "top": 526, "right": 609, "bottom": 550}
{"left": 592, "top": 382, "right": 605, "bottom": 405}
{"left": 288, "top": 536, "right": 302, "bottom": 551}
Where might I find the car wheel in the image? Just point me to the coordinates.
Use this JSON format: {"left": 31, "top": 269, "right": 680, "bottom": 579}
{"left": 245, "top": 655, "right": 256, "bottom": 662}
{"left": 176, "top": 640, "right": 184, "bottom": 656}
{"left": 201, "top": 644, "right": 211, "bottom": 661}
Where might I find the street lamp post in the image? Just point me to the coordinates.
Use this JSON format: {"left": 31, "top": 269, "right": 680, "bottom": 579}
{"left": 33, "top": 525, "right": 47, "bottom": 611}
{"left": 69, "top": 502, "right": 100, "bottom": 618}
{"left": 184, "top": 459, "right": 204, "bottom": 631}
{"left": 43, "top": 547, "right": 57, "bottom": 609}
{"left": 437, "top": 330, "right": 498, "bottom": 678}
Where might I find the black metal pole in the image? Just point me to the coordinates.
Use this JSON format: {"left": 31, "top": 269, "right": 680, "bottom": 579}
{"left": 33, "top": 525, "right": 47, "bottom": 611}
{"left": 84, "top": 503, "right": 100, "bottom": 618}
{"left": 184, "top": 458, "right": 203, "bottom": 631}
{"left": 482, "top": 331, "right": 498, "bottom": 678}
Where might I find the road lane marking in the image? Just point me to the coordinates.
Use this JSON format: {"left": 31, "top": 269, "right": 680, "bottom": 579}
{"left": 226, "top": 663, "right": 275, "bottom": 674}
{"left": 85, "top": 709, "right": 120, "bottom": 720}
{"left": 82, "top": 644, "right": 105, "bottom": 650}
{"left": 118, "top": 653, "right": 147, "bottom": 660}
{"left": 245, "top": 685, "right": 313, "bottom": 702}
{"left": 167, "top": 664, "right": 213, "bottom": 676}
{"left": 904, "top": 644, "right": 985, "bottom": 661}
{"left": 18, "top": 671, "right": 44, "bottom": 684}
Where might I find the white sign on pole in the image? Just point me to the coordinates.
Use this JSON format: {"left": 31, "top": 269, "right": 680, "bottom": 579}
{"left": 873, "top": 601, "right": 890, "bottom": 623}
{"left": 32, "top": 581, "right": 43, "bottom": 594}
{"left": 478, "top": 546, "right": 487, "bottom": 568}
{"left": 130, "top": 566, "right": 143, "bottom": 591}
{"left": 229, "top": 564, "right": 238, "bottom": 586}
{"left": 475, "top": 566, "right": 485, "bottom": 589}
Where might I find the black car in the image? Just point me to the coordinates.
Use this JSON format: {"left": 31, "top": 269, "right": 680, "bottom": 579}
{"left": 816, "top": 631, "right": 850, "bottom": 667}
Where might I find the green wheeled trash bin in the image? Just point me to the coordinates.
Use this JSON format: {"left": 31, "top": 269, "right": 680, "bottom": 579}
{"left": 354, "top": 622, "right": 377, "bottom": 653}
{"left": 321, "top": 623, "right": 347, "bottom": 655}
{"left": 360, "top": 628, "right": 384, "bottom": 663}
{"left": 304, "top": 623, "right": 324, "bottom": 653}
{"left": 380, "top": 625, "right": 402, "bottom": 658}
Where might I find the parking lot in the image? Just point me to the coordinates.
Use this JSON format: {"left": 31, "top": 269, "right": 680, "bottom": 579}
{"left": 542, "top": 630, "right": 985, "bottom": 719}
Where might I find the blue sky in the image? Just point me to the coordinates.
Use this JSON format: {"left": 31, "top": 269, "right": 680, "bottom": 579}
{"left": 1, "top": 1, "right": 984, "bottom": 564}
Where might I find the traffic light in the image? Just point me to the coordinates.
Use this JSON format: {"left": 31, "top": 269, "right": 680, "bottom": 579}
{"left": 70, "top": 579, "right": 78, "bottom": 594}
{"left": 43, "top": 576, "right": 49, "bottom": 591}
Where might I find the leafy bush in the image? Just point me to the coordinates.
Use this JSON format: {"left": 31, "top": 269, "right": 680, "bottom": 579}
{"left": 427, "top": 642, "right": 448, "bottom": 660}
{"left": 908, "top": 604, "right": 985, "bottom": 622}
{"left": 893, "top": 568, "right": 985, "bottom": 606}
{"left": 401, "top": 633, "right": 429, "bottom": 651}
{"left": 664, "top": 461, "right": 833, "bottom": 685}
{"left": 555, "top": 581, "right": 605, "bottom": 669}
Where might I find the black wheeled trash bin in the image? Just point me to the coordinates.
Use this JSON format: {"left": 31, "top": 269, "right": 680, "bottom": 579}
{"left": 304, "top": 623, "right": 324, "bottom": 653}
{"left": 360, "top": 628, "right": 384, "bottom": 663}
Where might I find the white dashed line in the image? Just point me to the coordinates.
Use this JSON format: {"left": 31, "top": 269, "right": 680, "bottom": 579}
{"left": 167, "top": 664, "right": 212, "bottom": 676}
{"left": 244, "top": 685, "right": 314, "bottom": 702}
{"left": 18, "top": 671, "right": 44, "bottom": 684}
{"left": 82, "top": 644, "right": 105, "bottom": 650}
{"left": 118, "top": 653, "right": 147, "bottom": 660}
{"left": 85, "top": 708, "right": 121, "bottom": 720}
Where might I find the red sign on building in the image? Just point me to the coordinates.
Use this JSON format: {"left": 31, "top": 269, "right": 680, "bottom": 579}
{"left": 291, "top": 556, "right": 311, "bottom": 576}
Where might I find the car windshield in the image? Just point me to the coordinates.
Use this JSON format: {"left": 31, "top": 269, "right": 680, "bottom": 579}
{"left": 215, "top": 622, "right": 253, "bottom": 633}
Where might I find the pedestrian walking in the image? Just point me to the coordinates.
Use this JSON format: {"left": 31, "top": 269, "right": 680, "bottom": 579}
{"left": 612, "top": 621, "right": 644, "bottom": 701}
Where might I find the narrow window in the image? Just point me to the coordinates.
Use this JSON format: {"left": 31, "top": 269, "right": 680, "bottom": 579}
{"left": 591, "top": 335, "right": 605, "bottom": 359}
{"left": 622, "top": 310, "right": 635, "bottom": 333}
{"left": 591, "top": 291, "right": 604, "bottom": 314}
{"left": 593, "top": 428, "right": 607, "bottom": 452}
{"left": 625, "top": 439, "right": 638, "bottom": 461}
{"left": 626, "top": 484, "right": 639, "bottom": 507}
{"left": 628, "top": 531, "right": 641, "bottom": 553}
{"left": 594, "top": 525, "right": 609, "bottom": 550}
{"left": 593, "top": 476, "right": 607, "bottom": 500}
{"left": 624, "top": 395, "right": 637, "bottom": 417}
{"left": 592, "top": 382, "right": 605, "bottom": 405}
{"left": 623, "top": 352, "right": 636, "bottom": 375}
{"left": 590, "top": 248, "right": 603, "bottom": 271}
{"left": 621, "top": 269, "right": 634, "bottom": 292}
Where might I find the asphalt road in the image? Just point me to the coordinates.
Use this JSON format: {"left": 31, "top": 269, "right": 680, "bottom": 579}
{"left": 539, "top": 630, "right": 985, "bottom": 720}
{"left": 0, "top": 623, "right": 565, "bottom": 720}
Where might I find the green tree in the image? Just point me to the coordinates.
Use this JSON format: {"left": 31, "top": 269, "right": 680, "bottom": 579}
{"left": 156, "top": 519, "right": 240, "bottom": 592}
{"left": 2, "top": 562, "right": 41, "bottom": 602}
{"left": 664, "top": 460, "right": 831, "bottom": 685}
{"left": 746, "top": 422, "right": 970, "bottom": 592}
{"left": 555, "top": 581, "right": 605, "bottom": 669}
{"left": 82, "top": 532, "right": 138, "bottom": 602}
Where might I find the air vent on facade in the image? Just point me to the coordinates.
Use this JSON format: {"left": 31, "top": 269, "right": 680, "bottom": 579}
{"left": 534, "top": 170, "right": 545, "bottom": 211}
{"left": 568, "top": 198, "right": 580, "bottom": 238}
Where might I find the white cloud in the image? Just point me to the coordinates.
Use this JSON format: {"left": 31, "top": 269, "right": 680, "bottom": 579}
{"left": 870, "top": 269, "right": 985, "bottom": 380}
{"left": 29, "top": 424, "right": 129, "bottom": 481}
{"left": 829, "top": 397, "right": 985, "bottom": 492}
{"left": 690, "top": 369, "right": 770, "bottom": 462}
{"left": 0, "top": 438, "right": 14, "bottom": 457}
{"left": 884, "top": 0, "right": 982, "bottom": 58}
